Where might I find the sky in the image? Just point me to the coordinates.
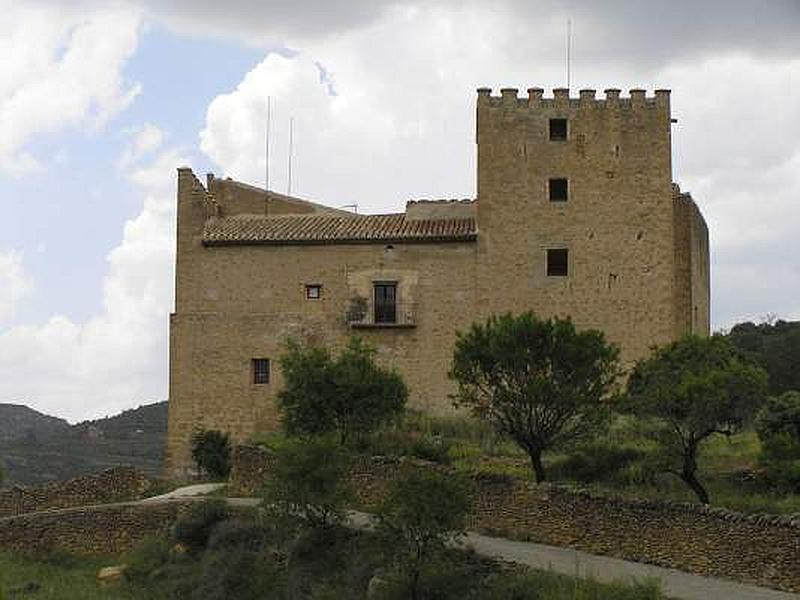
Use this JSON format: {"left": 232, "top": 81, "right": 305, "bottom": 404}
{"left": 0, "top": 0, "right": 798, "bottom": 421}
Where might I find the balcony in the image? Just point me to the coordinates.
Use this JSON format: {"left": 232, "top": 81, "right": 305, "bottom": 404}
{"left": 347, "top": 301, "right": 416, "bottom": 329}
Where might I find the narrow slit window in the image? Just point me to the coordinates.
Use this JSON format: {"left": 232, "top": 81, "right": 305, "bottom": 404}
{"left": 547, "top": 249, "right": 569, "bottom": 277}
{"left": 252, "top": 358, "right": 270, "bottom": 385}
{"left": 305, "top": 284, "right": 322, "bottom": 300}
{"left": 549, "top": 178, "right": 568, "bottom": 202}
{"left": 549, "top": 118, "right": 568, "bottom": 141}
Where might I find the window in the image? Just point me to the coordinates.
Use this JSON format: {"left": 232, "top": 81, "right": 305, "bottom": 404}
{"left": 549, "top": 118, "right": 567, "bottom": 141}
{"left": 547, "top": 249, "right": 569, "bottom": 277}
{"left": 373, "top": 282, "right": 397, "bottom": 324}
{"left": 305, "top": 284, "right": 322, "bottom": 300}
{"left": 252, "top": 358, "right": 270, "bottom": 385}
{"left": 549, "top": 178, "right": 568, "bottom": 202}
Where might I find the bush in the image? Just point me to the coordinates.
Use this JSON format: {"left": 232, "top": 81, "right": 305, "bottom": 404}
{"left": 263, "top": 437, "right": 353, "bottom": 530}
{"left": 207, "top": 519, "right": 270, "bottom": 553}
{"left": 173, "top": 500, "right": 230, "bottom": 554}
{"left": 191, "top": 429, "right": 232, "bottom": 480}
{"left": 549, "top": 443, "right": 648, "bottom": 484}
{"left": 125, "top": 535, "right": 172, "bottom": 581}
{"left": 379, "top": 468, "right": 472, "bottom": 599}
{"left": 279, "top": 337, "right": 408, "bottom": 445}
{"left": 757, "top": 391, "right": 800, "bottom": 489}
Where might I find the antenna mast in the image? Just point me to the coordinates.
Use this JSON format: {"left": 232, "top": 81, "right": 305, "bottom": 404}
{"left": 287, "top": 116, "right": 294, "bottom": 196}
{"left": 566, "top": 19, "right": 572, "bottom": 88}
{"left": 265, "top": 96, "right": 271, "bottom": 192}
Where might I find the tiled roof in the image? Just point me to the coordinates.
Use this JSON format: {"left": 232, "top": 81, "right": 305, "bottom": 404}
{"left": 202, "top": 213, "right": 477, "bottom": 246}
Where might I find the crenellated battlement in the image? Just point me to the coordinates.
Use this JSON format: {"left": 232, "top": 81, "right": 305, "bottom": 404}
{"left": 476, "top": 87, "right": 670, "bottom": 109}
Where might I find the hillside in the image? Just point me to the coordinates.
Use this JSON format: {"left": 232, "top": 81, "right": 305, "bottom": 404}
{"left": 0, "top": 402, "right": 167, "bottom": 487}
{"left": 0, "top": 404, "right": 70, "bottom": 442}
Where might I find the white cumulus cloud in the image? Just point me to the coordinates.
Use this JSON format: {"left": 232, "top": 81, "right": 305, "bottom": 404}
{"left": 0, "top": 2, "right": 141, "bottom": 176}
{"left": 0, "top": 250, "right": 33, "bottom": 325}
{"left": 0, "top": 145, "right": 184, "bottom": 421}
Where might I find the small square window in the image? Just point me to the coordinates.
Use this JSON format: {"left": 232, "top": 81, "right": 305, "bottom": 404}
{"left": 547, "top": 249, "right": 569, "bottom": 277}
{"left": 252, "top": 358, "right": 270, "bottom": 385}
{"left": 549, "top": 178, "right": 568, "bottom": 202}
{"left": 305, "top": 284, "right": 322, "bottom": 300}
{"left": 549, "top": 118, "right": 568, "bottom": 141}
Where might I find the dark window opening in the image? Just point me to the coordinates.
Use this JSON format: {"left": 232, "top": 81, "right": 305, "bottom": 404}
{"left": 252, "top": 358, "right": 270, "bottom": 385}
{"left": 547, "top": 249, "right": 569, "bottom": 277}
{"left": 549, "top": 118, "right": 567, "bottom": 141}
{"left": 305, "top": 284, "right": 322, "bottom": 299}
{"left": 374, "top": 282, "right": 397, "bottom": 324}
{"left": 549, "top": 178, "right": 568, "bottom": 202}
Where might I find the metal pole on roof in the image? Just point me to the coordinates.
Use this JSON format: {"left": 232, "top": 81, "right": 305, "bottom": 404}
{"left": 287, "top": 116, "right": 294, "bottom": 196}
{"left": 566, "top": 19, "right": 572, "bottom": 89}
{"left": 265, "top": 96, "right": 271, "bottom": 192}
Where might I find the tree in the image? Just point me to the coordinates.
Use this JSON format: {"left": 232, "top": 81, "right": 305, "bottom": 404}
{"left": 450, "top": 312, "right": 620, "bottom": 482}
{"left": 378, "top": 468, "right": 471, "bottom": 600}
{"left": 278, "top": 337, "right": 408, "bottom": 445}
{"left": 627, "top": 335, "right": 768, "bottom": 504}
{"left": 727, "top": 319, "right": 800, "bottom": 395}
{"left": 756, "top": 391, "right": 800, "bottom": 489}
{"left": 263, "top": 437, "right": 353, "bottom": 530}
{"left": 191, "top": 429, "right": 232, "bottom": 480}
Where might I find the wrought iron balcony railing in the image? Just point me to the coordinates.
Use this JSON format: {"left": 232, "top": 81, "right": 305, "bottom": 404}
{"left": 347, "top": 301, "right": 416, "bottom": 328}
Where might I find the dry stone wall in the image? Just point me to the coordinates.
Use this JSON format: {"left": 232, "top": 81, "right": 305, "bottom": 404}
{"left": 0, "top": 467, "right": 154, "bottom": 518}
{"left": 0, "top": 500, "right": 192, "bottom": 556}
{"left": 231, "top": 444, "right": 800, "bottom": 593}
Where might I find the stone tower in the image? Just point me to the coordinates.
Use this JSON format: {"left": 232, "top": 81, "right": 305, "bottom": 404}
{"left": 475, "top": 87, "right": 708, "bottom": 364}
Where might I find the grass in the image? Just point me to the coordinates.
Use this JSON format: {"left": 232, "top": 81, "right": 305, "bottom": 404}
{"left": 0, "top": 552, "right": 154, "bottom": 600}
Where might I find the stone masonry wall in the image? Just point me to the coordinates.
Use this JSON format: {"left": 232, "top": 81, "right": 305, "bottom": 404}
{"left": 0, "top": 500, "right": 193, "bottom": 556}
{"left": 231, "top": 444, "right": 800, "bottom": 593}
{"left": 0, "top": 467, "right": 154, "bottom": 518}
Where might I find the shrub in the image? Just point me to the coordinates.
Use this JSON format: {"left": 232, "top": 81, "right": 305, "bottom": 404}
{"left": 207, "top": 519, "right": 270, "bottom": 553}
{"left": 173, "top": 500, "right": 230, "bottom": 554}
{"left": 191, "top": 429, "right": 232, "bottom": 480}
{"left": 549, "top": 443, "right": 647, "bottom": 484}
{"left": 757, "top": 391, "right": 800, "bottom": 489}
{"left": 279, "top": 337, "right": 408, "bottom": 445}
{"left": 125, "top": 535, "right": 173, "bottom": 581}
{"left": 263, "top": 437, "right": 353, "bottom": 530}
{"left": 378, "top": 468, "right": 472, "bottom": 600}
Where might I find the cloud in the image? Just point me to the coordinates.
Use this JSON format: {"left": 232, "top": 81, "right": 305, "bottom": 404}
{"left": 118, "top": 123, "right": 166, "bottom": 169}
{"left": 0, "top": 2, "right": 141, "bottom": 176}
{"left": 198, "top": 5, "right": 800, "bottom": 330}
{"left": 0, "top": 145, "right": 184, "bottom": 421}
{"left": 139, "top": 0, "right": 800, "bottom": 67}
{"left": 0, "top": 250, "right": 32, "bottom": 325}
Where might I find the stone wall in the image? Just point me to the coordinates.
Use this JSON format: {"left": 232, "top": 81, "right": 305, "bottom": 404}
{"left": 0, "top": 467, "right": 154, "bottom": 518}
{"left": 0, "top": 500, "right": 193, "bottom": 556}
{"left": 231, "top": 444, "right": 800, "bottom": 593}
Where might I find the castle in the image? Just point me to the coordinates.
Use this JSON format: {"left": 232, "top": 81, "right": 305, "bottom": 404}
{"left": 166, "top": 87, "right": 710, "bottom": 474}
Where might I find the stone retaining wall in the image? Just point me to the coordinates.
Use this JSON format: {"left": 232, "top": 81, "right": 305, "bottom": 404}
{"left": 0, "top": 500, "right": 192, "bottom": 556}
{"left": 231, "top": 444, "right": 800, "bottom": 593}
{"left": 0, "top": 467, "right": 154, "bottom": 518}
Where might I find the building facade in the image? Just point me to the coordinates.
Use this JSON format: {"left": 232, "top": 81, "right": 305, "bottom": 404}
{"left": 166, "top": 87, "right": 709, "bottom": 474}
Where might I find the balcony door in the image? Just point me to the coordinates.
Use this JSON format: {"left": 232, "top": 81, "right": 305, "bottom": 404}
{"left": 374, "top": 282, "right": 397, "bottom": 324}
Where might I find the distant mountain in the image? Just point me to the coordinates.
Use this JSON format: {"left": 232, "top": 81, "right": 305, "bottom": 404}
{"left": 0, "top": 404, "right": 70, "bottom": 442}
{"left": 0, "top": 401, "right": 167, "bottom": 487}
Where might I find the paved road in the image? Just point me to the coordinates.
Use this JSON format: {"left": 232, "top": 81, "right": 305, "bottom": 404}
{"left": 154, "top": 484, "right": 800, "bottom": 600}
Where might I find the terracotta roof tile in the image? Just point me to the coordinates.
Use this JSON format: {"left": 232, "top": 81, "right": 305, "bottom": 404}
{"left": 202, "top": 213, "right": 477, "bottom": 246}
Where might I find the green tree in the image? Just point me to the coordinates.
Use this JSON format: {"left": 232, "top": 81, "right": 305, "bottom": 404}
{"left": 450, "top": 312, "right": 620, "bottom": 482}
{"left": 278, "top": 337, "right": 408, "bottom": 445}
{"left": 756, "top": 391, "right": 800, "bottom": 489}
{"left": 727, "top": 319, "right": 800, "bottom": 395}
{"left": 263, "top": 437, "right": 353, "bottom": 530}
{"left": 627, "top": 335, "right": 768, "bottom": 504}
{"left": 191, "top": 429, "right": 232, "bottom": 480}
{"left": 378, "top": 468, "right": 471, "bottom": 600}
